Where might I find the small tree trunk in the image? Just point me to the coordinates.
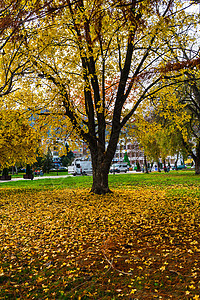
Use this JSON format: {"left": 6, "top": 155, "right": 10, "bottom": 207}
{"left": 175, "top": 154, "right": 178, "bottom": 171}
{"left": 157, "top": 161, "right": 161, "bottom": 172}
{"left": 163, "top": 159, "right": 166, "bottom": 168}
{"left": 15, "top": 164, "right": 18, "bottom": 174}
{"left": 195, "top": 158, "right": 200, "bottom": 174}
{"left": 12, "top": 166, "right": 15, "bottom": 175}
{"left": 144, "top": 155, "right": 148, "bottom": 173}
{"left": 194, "top": 140, "right": 200, "bottom": 175}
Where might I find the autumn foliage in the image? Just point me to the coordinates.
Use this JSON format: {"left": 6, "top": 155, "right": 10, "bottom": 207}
{"left": 0, "top": 110, "right": 40, "bottom": 168}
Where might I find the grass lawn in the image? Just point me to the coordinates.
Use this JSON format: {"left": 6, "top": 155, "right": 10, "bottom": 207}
{"left": 0, "top": 171, "right": 199, "bottom": 299}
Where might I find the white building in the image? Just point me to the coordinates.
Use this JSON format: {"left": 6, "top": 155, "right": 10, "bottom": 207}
{"left": 113, "top": 139, "right": 182, "bottom": 168}
{"left": 114, "top": 140, "right": 144, "bottom": 166}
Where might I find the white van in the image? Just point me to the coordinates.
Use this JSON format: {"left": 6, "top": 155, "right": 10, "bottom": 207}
{"left": 68, "top": 159, "right": 92, "bottom": 175}
{"left": 110, "top": 163, "right": 128, "bottom": 173}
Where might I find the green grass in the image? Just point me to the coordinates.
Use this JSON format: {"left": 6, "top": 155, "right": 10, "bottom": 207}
{"left": 0, "top": 170, "right": 200, "bottom": 204}
{"left": 0, "top": 170, "right": 199, "bottom": 194}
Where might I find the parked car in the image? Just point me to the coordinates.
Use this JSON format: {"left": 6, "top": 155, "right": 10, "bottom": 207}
{"left": 34, "top": 169, "right": 43, "bottom": 176}
{"left": 18, "top": 168, "right": 26, "bottom": 173}
{"left": 58, "top": 166, "right": 68, "bottom": 170}
{"left": 110, "top": 163, "right": 128, "bottom": 173}
{"left": 172, "top": 165, "right": 186, "bottom": 170}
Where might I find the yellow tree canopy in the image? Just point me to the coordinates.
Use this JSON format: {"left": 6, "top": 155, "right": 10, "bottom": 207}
{"left": 16, "top": 0, "right": 198, "bottom": 134}
{"left": 0, "top": 110, "right": 40, "bottom": 168}
{"left": 0, "top": 0, "right": 67, "bottom": 97}
{"left": 131, "top": 81, "right": 192, "bottom": 163}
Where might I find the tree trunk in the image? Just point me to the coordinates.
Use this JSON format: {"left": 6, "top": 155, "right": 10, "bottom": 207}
{"left": 175, "top": 154, "right": 178, "bottom": 171}
{"left": 194, "top": 140, "right": 200, "bottom": 175}
{"left": 90, "top": 144, "right": 113, "bottom": 194}
{"left": 144, "top": 155, "right": 148, "bottom": 173}
{"left": 12, "top": 166, "right": 15, "bottom": 175}
{"left": 157, "top": 160, "right": 161, "bottom": 172}
{"left": 195, "top": 157, "right": 200, "bottom": 174}
{"left": 91, "top": 166, "right": 111, "bottom": 194}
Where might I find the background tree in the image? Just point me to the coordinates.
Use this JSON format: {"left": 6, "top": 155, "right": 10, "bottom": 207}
{"left": 7, "top": 0, "right": 199, "bottom": 193}
{"left": 170, "top": 79, "right": 200, "bottom": 174}
{"left": 60, "top": 144, "right": 74, "bottom": 167}
{"left": 133, "top": 97, "right": 192, "bottom": 172}
{"left": 33, "top": 148, "right": 45, "bottom": 172}
{"left": 134, "top": 120, "right": 162, "bottom": 171}
{"left": 169, "top": 129, "right": 189, "bottom": 169}
{"left": 123, "top": 152, "right": 131, "bottom": 167}
{"left": 0, "top": 110, "right": 40, "bottom": 169}
{"left": 25, "top": 163, "right": 33, "bottom": 176}
{"left": 154, "top": 16, "right": 200, "bottom": 173}
{"left": 152, "top": 77, "right": 200, "bottom": 173}
{"left": 42, "top": 147, "right": 54, "bottom": 173}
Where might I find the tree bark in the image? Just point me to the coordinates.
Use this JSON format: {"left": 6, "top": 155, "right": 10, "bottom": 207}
{"left": 194, "top": 157, "right": 200, "bottom": 174}
{"left": 175, "top": 154, "right": 178, "bottom": 170}
{"left": 15, "top": 164, "right": 18, "bottom": 174}
{"left": 144, "top": 155, "right": 148, "bottom": 173}
{"left": 12, "top": 166, "right": 15, "bottom": 175}
{"left": 194, "top": 140, "right": 200, "bottom": 175}
{"left": 157, "top": 160, "right": 161, "bottom": 172}
{"left": 89, "top": 142, "right": 114, "bottom": 194}
{"left": 91, "top": 166, "right": 111, "bottom": 194}
{"left": 90, "top": 153, "right": 112, "bottom": 194}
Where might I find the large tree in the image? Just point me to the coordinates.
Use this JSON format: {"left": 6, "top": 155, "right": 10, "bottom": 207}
{"left": 8, "top": 0, "right": 199, "bottom": 193}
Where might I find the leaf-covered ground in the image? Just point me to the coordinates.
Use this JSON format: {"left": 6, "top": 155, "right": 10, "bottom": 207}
{"left": 0, "top": 174, "right": 200, "bottom": 299}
